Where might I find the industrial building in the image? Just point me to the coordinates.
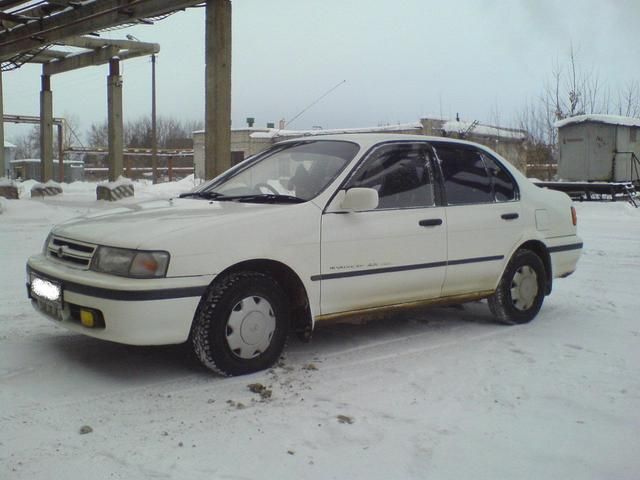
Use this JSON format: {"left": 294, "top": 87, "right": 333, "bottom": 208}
{"left": 193, "top": 118, "right": 528, "bottom": 180}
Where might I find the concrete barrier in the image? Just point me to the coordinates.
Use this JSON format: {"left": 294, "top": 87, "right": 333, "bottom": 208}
{"left": 96, "top": 180, "right": 134, "bottom": 201}
{"left": 31, "top": 183, "right": 63, "bottom": 198}
{"left": 0, "top": 185, "right": 19, "bottom": 199}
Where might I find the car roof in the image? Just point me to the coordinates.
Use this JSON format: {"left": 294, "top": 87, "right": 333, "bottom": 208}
{"left": 275, "top": 133, "right": 490, "bottom": 151}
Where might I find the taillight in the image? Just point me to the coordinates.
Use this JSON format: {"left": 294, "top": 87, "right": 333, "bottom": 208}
{"left": 571, "top": 206, "right": 577, "bottom": 226}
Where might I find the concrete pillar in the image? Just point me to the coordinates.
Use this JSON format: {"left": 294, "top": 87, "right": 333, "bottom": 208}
{"left": 205, "top": 0, "right": 232, "bottom": 180}
{"left": 40, "top": 74, "right": 54, "bottom": 182}
{"left": 107, "top": 58, "right": 123, "bottom": 181}
{"left": 0, "top": 69, "right": 5, "bottom": 178}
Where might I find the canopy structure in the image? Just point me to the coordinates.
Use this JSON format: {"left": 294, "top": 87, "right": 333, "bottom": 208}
{"left": 0, "top": 0, "right": 231, "bottom": 184}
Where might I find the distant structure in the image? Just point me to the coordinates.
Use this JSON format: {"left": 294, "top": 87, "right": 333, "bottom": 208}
{"left": 421, "top": 118, "right": 527, "bottom": 171}
{"left": 3, "top": 140, "right": 15, "bottom": 177}
{"left": 555, "top": 114, "right": 640, "bottom": 183}
{"left": 10, "top": 158, "right": 84, "bottom": 183}
{"left": 193, "top": 117, "right": 528, "bottom": 180}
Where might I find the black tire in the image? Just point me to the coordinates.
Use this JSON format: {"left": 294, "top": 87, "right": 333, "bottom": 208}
{"left": 191, "top": 271, "right": 289, "bottom": 376}
{"left": 488, "top": 249, "right": 547, "bottom": 325}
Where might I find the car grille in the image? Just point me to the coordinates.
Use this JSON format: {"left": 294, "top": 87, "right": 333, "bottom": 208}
{"left": 46, "top": 236, "right": 97, "bottom": 269}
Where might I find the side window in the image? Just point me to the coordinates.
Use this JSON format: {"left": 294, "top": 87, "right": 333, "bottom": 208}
{"left": 482, "top": 154, "right": 518, "bottom": 202}
{"left": 346, "top": 143, "right": 435, "bottom": 209}
{"left": 436, "top": 145, "right": 493, "bottom": 205}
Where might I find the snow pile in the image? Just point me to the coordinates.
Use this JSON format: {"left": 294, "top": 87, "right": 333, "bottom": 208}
{"left": 99, "top": 176, "right": 133, "bottom": 189}
{"left": 555, "top": 114, "right": 640, "bottom": 129}
{"left": 442, "top": 121, "right": 527, "bottom": 140}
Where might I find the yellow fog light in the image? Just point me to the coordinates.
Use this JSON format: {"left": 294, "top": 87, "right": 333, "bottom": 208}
{"left": 80, "top": 309, "right": 95, "bottom": 328}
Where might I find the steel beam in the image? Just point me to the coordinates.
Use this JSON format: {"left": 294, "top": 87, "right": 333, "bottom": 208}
{"left": 107, "top": 57, "right": 123, "bottom": 181}
{"left": 3, "top": 114, "right": 65, "bottom": 125}
{"left": 204, "top": 0, "right": 232, "bottom": 180}
{"left": 40, "top": 74, "right": 54, "bottom": 182}
{"left": 0, "top": 0, "right": 201, "bottom": 60}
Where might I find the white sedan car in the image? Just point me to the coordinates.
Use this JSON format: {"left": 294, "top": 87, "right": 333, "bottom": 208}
{"left": 27, "top": 134, "right": 582, "bottom": 375}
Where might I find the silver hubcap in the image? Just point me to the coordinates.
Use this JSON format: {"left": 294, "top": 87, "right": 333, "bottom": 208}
{"left": 510, "top": 265, "right": 539, "bottom": 311}
{"left": 226, "top": 296, "right": 276, "bottom": 359}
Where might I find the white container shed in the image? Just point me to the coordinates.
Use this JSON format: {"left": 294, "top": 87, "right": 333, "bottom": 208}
{"left": 555, "top": 114, "right": 640, "bottom": 182}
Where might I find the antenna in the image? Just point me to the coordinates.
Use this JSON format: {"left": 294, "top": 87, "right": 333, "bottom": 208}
{"left": 284, "top": 80, "right": 347, "bottom": 129}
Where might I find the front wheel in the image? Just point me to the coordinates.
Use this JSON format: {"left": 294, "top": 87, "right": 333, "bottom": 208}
{"left": 488, "top": 249, "right": 547, "bottom": 325}
{"left": 191, "top": 271, "right": 289, "bottom": 376}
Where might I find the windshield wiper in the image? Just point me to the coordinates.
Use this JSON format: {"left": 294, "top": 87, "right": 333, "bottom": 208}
{"left": 222, "top": 194, "right": 305, "bottom": 204}
{"left": 178, "top": 191, "right": 228, "bottom": 200}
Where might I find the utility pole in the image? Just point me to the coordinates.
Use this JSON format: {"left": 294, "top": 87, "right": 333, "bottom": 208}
{"left": 151, "top": 53, "right": 158, "bottom": 183}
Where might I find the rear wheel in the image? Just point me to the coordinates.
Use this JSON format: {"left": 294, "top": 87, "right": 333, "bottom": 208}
{"left": 488, "top": 249, "right": 547, "bottom": 325}
{"left": 192, "top": 271, "right": 289, "bottom": 376}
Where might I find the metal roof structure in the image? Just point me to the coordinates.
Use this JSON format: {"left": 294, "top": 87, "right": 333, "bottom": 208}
{"left": 0, "top": 1, "right": 202, "bottom": 70}
{"left": 0, "top": 1, "right": 231, "bottom": 188}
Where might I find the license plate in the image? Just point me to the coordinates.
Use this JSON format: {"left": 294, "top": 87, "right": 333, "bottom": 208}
{"left": 30, "top": 275, "right": 63, "bottom": 318}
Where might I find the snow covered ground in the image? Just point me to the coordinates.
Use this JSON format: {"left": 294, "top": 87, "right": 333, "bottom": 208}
{"left": 1, "top": 179, "right": 639, "bottom": 479}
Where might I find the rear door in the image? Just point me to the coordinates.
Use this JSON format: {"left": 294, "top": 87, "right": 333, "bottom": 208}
{"left": 432, "top": 142, "right": 523, "bottom": 296}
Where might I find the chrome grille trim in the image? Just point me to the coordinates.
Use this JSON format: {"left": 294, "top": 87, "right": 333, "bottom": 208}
{"left": 47, "top": 236, "right": 97, "bottom": 269}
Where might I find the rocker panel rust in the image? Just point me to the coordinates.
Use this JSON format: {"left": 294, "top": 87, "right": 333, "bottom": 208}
{"left": 314, "top": 290, "right": 496, "bottom": 325}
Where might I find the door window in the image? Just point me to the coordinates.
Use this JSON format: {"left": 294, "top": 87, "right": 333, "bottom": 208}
{"left": 436, "top": 145, "right": 492, "bottom": 205}
{"left": 434, "top": 144, "right": 518, "bottom": 204}
{"left": 346, "top": 143, "right": 435, "bottom": 209}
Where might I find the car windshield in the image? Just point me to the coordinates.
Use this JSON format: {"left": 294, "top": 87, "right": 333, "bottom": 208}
{"left": 195, "top": 140, "right": 359, "bottom": 203}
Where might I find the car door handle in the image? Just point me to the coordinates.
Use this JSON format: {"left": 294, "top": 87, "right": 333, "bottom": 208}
{"left": 501, "top": 213, "right": 519, "bottom": 220}
{"left": 419, "top": 218, "right": 443, "bottom": 227}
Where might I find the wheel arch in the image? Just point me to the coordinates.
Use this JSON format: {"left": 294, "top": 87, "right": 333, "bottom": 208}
{"left": 514, "top": 240, "right": 552, "bottom": 295}
{"left": 205, "top": 259, "right": 313, "bottom": 341}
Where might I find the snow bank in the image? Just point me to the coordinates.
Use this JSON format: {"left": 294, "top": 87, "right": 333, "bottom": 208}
{"left": 555, "top": 114, "right": 640, "bottom": 129}
{"left": 1, "top": 194, "right": 639, "bottom": 479}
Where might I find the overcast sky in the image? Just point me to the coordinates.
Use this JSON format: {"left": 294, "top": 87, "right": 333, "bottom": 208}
{"left": 3, "top": 0, "right": 639, "bottom": 141}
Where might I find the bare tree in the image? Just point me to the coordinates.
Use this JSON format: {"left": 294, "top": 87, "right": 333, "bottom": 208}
{"left": 521, "top": 44, "right": 640, "bottom": 147}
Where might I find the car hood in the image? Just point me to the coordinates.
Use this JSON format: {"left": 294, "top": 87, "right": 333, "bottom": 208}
{"left": 51, "top": 198, "right": 289, "bottom": 249}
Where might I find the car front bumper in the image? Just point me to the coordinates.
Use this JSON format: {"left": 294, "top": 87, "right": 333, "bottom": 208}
{"left": 27, "top": 254, "right": 214, "bottom": 345}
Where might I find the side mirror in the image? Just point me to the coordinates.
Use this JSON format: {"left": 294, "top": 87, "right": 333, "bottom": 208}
{"left": 327, "top": 188, "right": 379, "bottom": 213}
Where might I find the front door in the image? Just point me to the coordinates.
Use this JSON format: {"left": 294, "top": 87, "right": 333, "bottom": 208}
{"left": 319, "top": 142, "right": 447, "bottom": 316}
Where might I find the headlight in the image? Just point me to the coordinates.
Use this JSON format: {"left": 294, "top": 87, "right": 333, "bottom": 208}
{"left": 91, "top": 246, "right": 170, "bottom": 278}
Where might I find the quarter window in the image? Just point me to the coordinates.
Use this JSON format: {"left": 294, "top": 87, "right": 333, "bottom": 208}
{"left": 346, "top": 143, "right": 435, "bottom": 209}
{"left": 482, "top": 154, "right": 518, "bottom": 201}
